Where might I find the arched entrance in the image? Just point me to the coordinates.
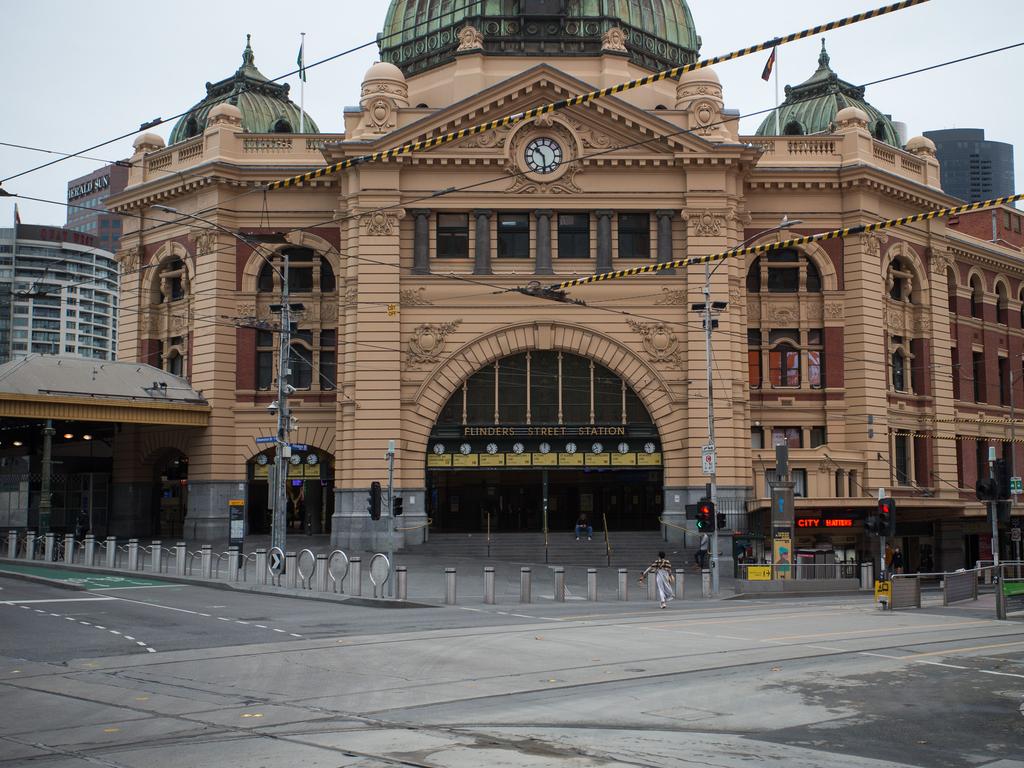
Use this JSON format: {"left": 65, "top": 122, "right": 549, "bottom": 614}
{"left": 247, "top": 446, "right": 334, "bottom": 535}
{"left": 426, "top": 351, "right": 664, "bottom": 533}
{"left": 153, "top": 450, "right": 188, "bottom": 538}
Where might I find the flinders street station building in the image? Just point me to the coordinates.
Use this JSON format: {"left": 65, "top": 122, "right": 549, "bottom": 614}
{"left": 29, "top": 0, "right": 1018, "bottom": 571}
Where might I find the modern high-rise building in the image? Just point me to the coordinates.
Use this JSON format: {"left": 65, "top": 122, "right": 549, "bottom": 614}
{"left": 0, "top": 219, "right": 119, "bottom": 363}
{"left": 65, "top": 162, "right": 129, "bottom": 253}
{"left": 922, "top": 128, "right": 1015, "bottom": 203}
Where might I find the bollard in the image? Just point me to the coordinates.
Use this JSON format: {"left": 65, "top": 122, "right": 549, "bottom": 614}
{"left": 701, "top": 568, "right": 711, "bottom": 598}
{"left": 588, "top": 568, "right": 598, "bottom": 601}
{"left": 64, "top": 534, "right": 75, "bottom": 565}
{"left": 647, "top": 573, "right": 657, "bottom": 601}
{"left": 127, "top": 539, "right": 139, "bottom": 571}
{"left": 24, "top": 531, "right": 36, "bottom": 561}
{"left": 6, "top": 530, "right": 16, "bottom": 559}
{"left": 200, "top": 544, "right": 212, "bottom": 579}
{"left": 445, "top": 567, "right": 457, "bottom": 605}
{"left": 105, "top": 536, "right": 116, "bottom": 568}
{"left": 674, "top": 569, "right": 685, "bottom": 600}
{"left": 151, "top": 540, "right": 163, "bottom": 573}
{"left": 227, "top": 547, "right": 240, "bottom": 582}
{"left": 618, "top": 568, "right": 629, "bottom": 600}
{"left": 315, "top": 554, "right": 329, "bottom": 592}
{"left": 44, "top": 533, "right": 56, "bottom": 562}
{"left": 483, "top": 566, "right": 496, "bottom": 605}
{"left": 255, "top": 549, "right": 268, "bottom": 585}
{"left": 553, "top": 566, "right": 566, "bottom": 602}
{"left": 285, "top": 552, "right": 298, "bottom": 589}
{"left": 84, "top": 535, "right": 96, "bottom": 567}
{"left": 350, "top": 557, "right": 362, "bottom": 596}
{"left": 175, "top": 542, "right": 186, "bottom": 576}
{"left": 396, "top": 565, "right": 408, "bottom": 600}
{"left": 520, "top": 567, "right": 532, "bottom": 603}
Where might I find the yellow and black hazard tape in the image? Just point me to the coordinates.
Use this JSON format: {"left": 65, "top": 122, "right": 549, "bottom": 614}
{"left": 548, "top": 190, "right": 1024, "bottom": 291}
{"left": 265, "top": 0, "right": 928, "bottom": 191}
{"left": 921, "top": 415, "right": 1024, "bottom": 426}
{"left": 890, "top": 429, "right": 1024, "bottom": 445}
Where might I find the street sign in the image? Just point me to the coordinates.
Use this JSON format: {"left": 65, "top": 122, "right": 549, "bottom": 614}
{"left": 701, "top": 445, "right": 716, "bottom": 475}
{"left": 268, "top": 547, "right": 285, "bottom": 576}
{"left": 1011, "top": 476, "right": 1023, "bottom": 495}
{"left": 290, "top": 443, "right": 308, "bottom": 451}
{"left": 255, "top": 436, "right": 276, "bottom": 444}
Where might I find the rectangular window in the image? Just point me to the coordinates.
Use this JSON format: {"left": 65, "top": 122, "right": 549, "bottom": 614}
{"left": 792, "top": 468, "right": 807, "bottom": 497}
{"left": 530, "top": 351, "right": 559, "bottom": 424}
{"left": 771, "top": 427, "right": 803, "bottom": 449}
{"left": 288, "top": 344, "right": 312, "bottom": 389}
{"left": 562, "top": 355, "right": 591, "bottom": 424}
{"left": 557, "top": 214, "right": 590, "bottom": 258}
{"left": 497, "top": 213, "right": 530, "bottom": 259}
{"left": 751, "top": 427, "right": 764, "bottom": 449}
{"left": 808, "top": 350, "right": 824, "bottom": 388}
{"left": 894, "top": 433, "right": 910, "bottom": 485}
{"left": 498, "top": 353, "right": 528, "bottom": 422}
{"left": 256, "top": 330, "right": 275, "bottom": 390}
{"left": 810, "top": 426, "right": 827, "bottom": 448}
{"left": 973, "top": 351, "right": 985, "bottom": 402}
{"left": 999, "top": 356, "right": 1009, "bottom": 405}
{"left": 618, "top": 213, "right": 650, "bottom": 259}
{"left": 747, "top": 329, "right": 761, "bottom": 389}
{"left": 319, "top": 329, "right": 337, "bottom": 390}
{"left": 951, "top": 348, "right": 960, "bottom": 400}
{"left": 769, "top": 347, "right": 800, "bottom": 387}
{"left": 976, "top": 439, "right": 989, "bottom": 485}
{"left": 593, "top": 365, "right": 621, "bottom": 424}
{"left": 437, "top": 213, "right": 469, "bottom": 258}
{"left": 766, "top": 266, "right": 799, "bottom": 292}
{"left": 466, "top": 364, "right": 496, "bottom": 424}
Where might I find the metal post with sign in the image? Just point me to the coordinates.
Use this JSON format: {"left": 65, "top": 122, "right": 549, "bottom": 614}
{"left": 770, "top": 443, "right": 794, "bottom": 580}
{"left": 228, "top": 499, "right": 245, "bottom": 569}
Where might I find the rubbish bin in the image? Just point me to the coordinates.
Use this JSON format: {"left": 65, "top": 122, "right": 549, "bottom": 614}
{"left": 860, "top": 561, "right": 874, "bottom": 590}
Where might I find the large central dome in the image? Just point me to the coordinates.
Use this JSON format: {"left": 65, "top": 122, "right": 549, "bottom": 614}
{"left": 379, "top": 0, "right": 700, "bottom": 76}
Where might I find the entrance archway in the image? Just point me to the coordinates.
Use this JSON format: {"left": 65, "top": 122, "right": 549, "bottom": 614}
{"left": 426, "top": 351, "right": 664, "bottom": 533}
{"left": 247, "top": 446, "right": 334, "bottom": 535}
{"left": 153, "top": 450, "right": 188, "bottom": 538}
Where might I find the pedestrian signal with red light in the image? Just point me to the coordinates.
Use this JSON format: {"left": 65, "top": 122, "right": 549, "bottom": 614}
{"left": 877, "top": 497, "right": 895, "bottom": 537}
{"left": 696, "top": 498, "right": 715, "bottom": 531}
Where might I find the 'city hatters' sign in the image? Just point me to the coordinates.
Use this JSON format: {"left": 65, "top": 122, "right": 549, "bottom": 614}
{"left": 463, "top": 426, "right": 627, "bottom": 437}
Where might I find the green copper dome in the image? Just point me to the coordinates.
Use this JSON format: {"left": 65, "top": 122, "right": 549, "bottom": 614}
{"left": 169, "top": 36, "right": 319, "bottom": 145}
{"left": 379, "top": 0, "right": 701, "bottom": 76}
{"left": 755, "top": 41, "right": 900, "bottom": 147}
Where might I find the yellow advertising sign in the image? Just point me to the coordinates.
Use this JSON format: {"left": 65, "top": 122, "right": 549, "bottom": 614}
{"left": 506, "top": 453, "right": 532, "bottom": 467}
{"left": 874, "top": 579, "right": 892, "bottom": 603}
{"left": 479, "top": 453, "right": 505, "bottom": 467}
{"left": 452, "top": 453, "right": 479, "bottom": 467}
{"left": 253, "top": 464, "right": 269, "bottom": 479}
{"left": 773, "top": 532, "right": 792, "bottom": 580}
{"left": 746, "top": 565, "right": 772, "bottom": 581}
{"left": 585, "top": 453, "right": 610, "bottom": 466}
{"left": 559, "top": 453, "right": 584, "bottom": 466}
{"left": 611, "top": 452, "right": 637, "bottom": 466}
{"left": 637, "top": 452, "right": 662, "bottom": 466}
{"left": 427, "top": 454, "right": 452, "bottom": 467}
{"left": 533, "top": 453, "right": 557, "bottom": 466}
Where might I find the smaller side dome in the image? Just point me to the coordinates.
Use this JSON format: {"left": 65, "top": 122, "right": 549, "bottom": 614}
{"left": 207, "top": 103, "right": 243, "bottom": 128}
{"left": 363, "top": 61, "right": 405, "bottom": 84}
{"left": 835, "top": 106, "right": 869, "bottom": 128}
{"left": 906, "top": 135, "right": 937, "bottom": 156}
{"left": 675, "top": 65, "right": 722, "bottom": 109}
{"left": 133, "top": 133, "right": 165, "bottom": 152}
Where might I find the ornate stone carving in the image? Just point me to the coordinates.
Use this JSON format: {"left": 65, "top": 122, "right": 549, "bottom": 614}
{"left": 118, "top": 246, "right": 142, "bottom": 274}
{"left": 565, "top": 117, "right": 612, "bottom": 150}
{"left": 601, "top": 26, "right": 627, "bottom": 53}
{"left": 191, "top": 230, "right": 217, "bottom": 257}
{"left": 507, "top": 162, "right": 583, "bottom": 195}
{"left": 365, "top": 99, "right": 396, "bottom": 132}
{"left": 692, "top": 100, "right": 721, "bottom": 136}
{"left": 458, "top": 125, "right": 511, "bottom": 149}
{"left": 359, "top": 211, "right": 401, "bottom": 236}
{"left": 408, "top": 320, "right": 461, "bottom": 366}
{"left": 654, "top": 288, "right": 687, "bottom": 306}
{"left": 802, "top": 302, "right": 824, "bottom": 320}
{"left": 914, "top": 315, "right": 932, "bottom": 334}
{"left": 236, "top": 302, "right": 256, "bottom": 317}
{"left": 824, "top": 302, "right": 844, "bottom": 320}
{"left": 885, "top": 307, "right": 906, "bottom": 332}
{"left": 766, "top": 303, "right": 799, "bottom": 323}
{"left": 686, "top": 210, "right": 726, "bottom": 237}
{"left": 627, "top": 319, "right": 684, "bottom": 369}
{"left": 860, "top": 232, "right": 888, "bottom": 260}
{"left": 929, "top": 247, "right": 954, "bottom": 275}
{"left": 341, "top": 287, "right": 358, "bottom": 307}
{"left": 400, "top": 288, "right": 433, "bottom": 306}
{"left": 747, "top": 299, "right": 762, "bottom": 321}
{"left": 457, "top": 25, "right": 483, "bottom": 51}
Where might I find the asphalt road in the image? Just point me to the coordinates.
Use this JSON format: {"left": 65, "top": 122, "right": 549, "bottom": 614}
{"left": 0, "top": 575, "right": 1021, "bottom": 767}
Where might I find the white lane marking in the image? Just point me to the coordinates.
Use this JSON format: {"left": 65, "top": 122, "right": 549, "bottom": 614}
{"left": 135, "top": 641, "right": 147, "bottom": 647}
{"left": 64, "top": 617, "right": 76, "bottom": 621}
{"left": 93, "top": 585, "right": 183, "bottom": 591}
{"left": 916, "top": 661, "right": 968, "bottom": 670}
{"left": 124, "top": 636, "right": 134, "bottom": 641}
{"left": 289, "top": 633, "right": 302, "bottom": 638}
{"left": 272, "top": 628, "right": 286, "bottom": 633}
{"left": 859, "top": 651, "right": 902, "bottom": 659}
{"left": 103, "top": 597, "right": 200, "bottom": 616}
{"left": 48, "top": 613, "right": 59, "bottom": 617}
{"left": 198, "top": 613, "right": 211, "bottom": 617}
{"left": 217, "top": 617, "right": 230, "bottom": 622}
{"left": 5, "top": 603, "right": 155, "bottom": 655}
{"left": 254, "top": 624, "right": 266, "bottom": 629}
{"left": 235, "top": 621, "right": 249, "bottom": 625}
{"left": 979, "top": 669, "right": 1024, "bottom": 679}
{"left": 2, "top": 597, "right": 117, "bottom": 604}
{"left": 146, "top": 648, "right": 156, "bottom": 653}
{"left": 806, "top": 644, "right": 847, "bottom": 652}
{"left": 79, "top": 621, "right": 91, "bottom": 626}
{"left": 715, "top": 635, "right": 748, "bottom": 641}
{"left": 94, "top": 625, "right": 106, "bottom": 630}
{"left": 109, "top": 630, "right": 121, "bottom": 636}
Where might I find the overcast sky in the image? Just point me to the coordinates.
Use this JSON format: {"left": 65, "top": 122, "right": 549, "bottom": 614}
{"left": 1, "top": 0, "right": 1021, "bottom": 229}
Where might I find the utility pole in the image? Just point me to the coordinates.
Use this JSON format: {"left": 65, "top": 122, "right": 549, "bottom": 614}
{"left": 39, "top": 420, "right": 55, "bottom": 535}
{"left": 702, "top": 266, "right": 720, "bottom": 595}
{"left": 272, "top": 252, "right": 292, "bottom": 557}
{"left": 386, "top": 440, "right": 396, "bottom": 597}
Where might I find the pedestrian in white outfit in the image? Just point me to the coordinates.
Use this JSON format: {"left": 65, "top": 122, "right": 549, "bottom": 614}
{"left": 640, "top": 551, "right": 675, "bottom": 608}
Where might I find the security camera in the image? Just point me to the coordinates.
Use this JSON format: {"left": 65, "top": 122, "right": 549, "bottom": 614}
{"left": 267, "top": 401, "right": 279, "bottom": 413}
{"left": 283, "top": 384, "right": 297, "bottom": 395}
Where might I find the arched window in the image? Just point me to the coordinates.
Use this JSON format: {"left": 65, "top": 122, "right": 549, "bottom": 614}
{"left": 747, "top": 249, "right": 823, "bottom": 293}
{"left": 873, "top": 121, "right": 888, "bottom": 141}
{"left": 746, "top": 257, "right": 762, "bottom": 293}
{"left": 806, "top": 258, "right": 822, "bottom": 293}
{"left": 167, "top": 350, "right": 183, "bottom": 378}
{"left": 257, "top": 263, "right": 275, "bottom": 293}
{"left": 768, "top": 331, "right": 801, "bottom": 388}
{"left": 947, "top": 267, "right": 958, "bottom": 313}
{"left": 154, "top": 257, "right": 186, "bottom": 304}
{"left": 996, "top": 282, "right": 1009, "bottom": 325}
{"left": 890, "top": 335, "right": 913, "bottom": 393}
{"left": 185, "top": 116, "right": 199, "bottom": 139}
{"left": 271, "top": 119, "right": 293, "bottom": 133}
{"left": 1019, "top": 288, "right": 1024, "bottom": 327}
{"left": 783, "top": 120, "right": 804, "bottom": 136}
{"left": 891, "top": 349, "right": 906, "bottom": 392}
{"left": 970, "top": 275, "right": 984, "bottom": 319}
{"left": 888, "top": 257, "right": 914, "bottom": 303}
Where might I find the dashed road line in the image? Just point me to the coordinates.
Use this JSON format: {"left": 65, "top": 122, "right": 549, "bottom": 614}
{"left": 3, "top": 604, "right": 156, "bottom": 654}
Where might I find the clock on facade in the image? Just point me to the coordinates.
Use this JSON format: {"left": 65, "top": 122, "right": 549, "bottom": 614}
{"left": 433, "top": 443, "right": 446, "bottom": 455}
{"left": 512, "top": 442, "right": 525, "bottom": 454}
{"left": 460, "top": 442, "right": 472, "bottom": 455}
{"left": 539, "top": 442, "right": 551, "bottom": 454}
{"left": 617, "top": 442, "right": 630, "bottom": 454}
{"left": 644, "top": 442, "right": 656, "bottom": 454}
{"left": 289, "top": 454, "right": 302, "bottom": 465}
{"left": 565, "top": 442, "right": 577, "bottom": 454}
{"left": 486, "top": 442, "right": 499, "bottom": 454}
{"left": 306, "top": 453, "right": 319, "bottom": 465}
{"left": 592, "top": 442, "right": 604, "bottom": 454}
{"left": 256, "top": 453, "right": 269, "bottom": 466}
{"left": 524, "top": 137, "right": 562, "bottom": 174}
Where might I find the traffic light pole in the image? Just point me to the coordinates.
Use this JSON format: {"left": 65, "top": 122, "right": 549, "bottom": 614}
{"left": 703, "top": 266, "right": 720, "bottom": 595}
{"left": 272, "top": 253, "right": 291, "bottom": 557}
{"left": 386, "top": 440, "right": 395, "bottom": 598}
{"left": 990, "top": 456, "right": 1000, "bottom": 569}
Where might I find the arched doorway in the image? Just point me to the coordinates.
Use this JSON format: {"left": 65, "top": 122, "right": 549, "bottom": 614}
{"left": 426, "top": 352, "right": 663, "bottom": 533}
{"left": 247, "top": 447, "right": 334, "bottom": 535}
{"left": 153, "top": 451, "right": 188, "bottom": 538}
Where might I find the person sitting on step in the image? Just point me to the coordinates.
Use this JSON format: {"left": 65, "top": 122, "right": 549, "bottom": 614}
{"left": 575, "top": 513, "right": 593, "bottom": 541}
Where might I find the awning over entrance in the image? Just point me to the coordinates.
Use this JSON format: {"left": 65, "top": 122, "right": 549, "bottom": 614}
{"left": 0, "top": 355, "right": 209, "bottom": 426}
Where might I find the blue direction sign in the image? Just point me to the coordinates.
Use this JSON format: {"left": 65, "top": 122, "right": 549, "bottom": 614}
{"left": 255, "top": 436, "right": 276, "bottom": 444}
{"left": 290, "top": 444, "right": 308, "bottom": 451}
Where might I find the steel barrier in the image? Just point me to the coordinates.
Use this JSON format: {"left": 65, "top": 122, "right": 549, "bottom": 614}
{"left": 369, "top": 554, "right": 391, "bottom": 598}
{"left": 889, "top": 575, "right": 921, "bottom": 609}
{"left": 327, "top": 550, "right": 349, "bottom": 593}
{"left": 944, "top": 570, "right": 979, "bottom": 605}
{"left": 296, "top": 549, "right": 316, "bottom": 590}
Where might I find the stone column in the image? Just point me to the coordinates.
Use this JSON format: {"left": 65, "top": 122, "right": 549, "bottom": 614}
{"left": 534, "top": 210, "right": 553, "bottom": 275}
{"left": 596, "top": 210, "right": 613, "bottom": 273}
{"left": 656, "top": 210, "right": 676, "bottom": 274}
{"left": 410, "top": 209, "right": 430, "bottom": 275}
{"left": 473, "top": 210, "right": 492, "bottom": 275}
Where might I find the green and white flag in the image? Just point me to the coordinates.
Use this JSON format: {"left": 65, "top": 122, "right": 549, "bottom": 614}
{"left": 296, "top": 37, "right": 307, "bottom": 82}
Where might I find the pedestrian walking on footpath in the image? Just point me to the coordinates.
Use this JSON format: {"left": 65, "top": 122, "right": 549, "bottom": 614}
{"left": 696, "top": 532, "right": 709, "bottom": 570}
{"left": 640, "top": 551, "right": 675, "bottom": 608}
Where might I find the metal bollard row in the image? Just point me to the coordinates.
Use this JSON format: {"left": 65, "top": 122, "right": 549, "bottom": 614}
{"left": 521, "top": 567, "right": 531, "bottom": 603}
{"left": 445, "top": 567, "right": 457, "bottom": 604}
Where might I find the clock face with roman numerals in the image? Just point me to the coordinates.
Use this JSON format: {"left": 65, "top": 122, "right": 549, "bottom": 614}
{"left": 524, "top": 137, "right": 563, "bottom": 174}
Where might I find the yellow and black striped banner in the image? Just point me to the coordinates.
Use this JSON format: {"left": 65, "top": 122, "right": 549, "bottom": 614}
{"left": 549, "top": 190, "right": 1024, "bottom": 291}
{"left": 891, "top": 429, "right": 1024, "bottom": 445}
{"left": 265, "top": 0, "right": 928, "bottom": 192}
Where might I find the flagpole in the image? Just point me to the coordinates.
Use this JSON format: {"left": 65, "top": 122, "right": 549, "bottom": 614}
{"left": 773, "top": 46, "right": 780, "bottom": 134}
{"left": 299, "top": 33, "right": 306, "bottom": 134}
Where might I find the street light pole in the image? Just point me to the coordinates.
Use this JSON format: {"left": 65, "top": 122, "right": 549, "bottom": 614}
{"left": 695, "top": 217, "right": 801, "bottom": 595}
{"left": 151, "top": 205, "right": 291, "bottom": 555}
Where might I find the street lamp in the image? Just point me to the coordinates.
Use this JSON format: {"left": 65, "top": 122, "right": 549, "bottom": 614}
{"left": 151, "top": 204, "right": 294, "bottom": 556}
{"left": 690, "top": 216, "right": 801, "bottom": 595}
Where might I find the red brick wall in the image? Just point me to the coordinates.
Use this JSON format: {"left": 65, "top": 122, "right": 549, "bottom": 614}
{"left": 236, "top": 327, "right": 256, "bottom": 390}
{"left": 824, "top": 327, "right": 844, "bottom": 388}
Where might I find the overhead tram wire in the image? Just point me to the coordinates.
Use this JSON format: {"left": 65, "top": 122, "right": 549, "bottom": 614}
{"left": 0, "top": 0, "right": 487, "bottom": 184}
{"left": 263, "top": 0, "right": 930, "bottom": 191}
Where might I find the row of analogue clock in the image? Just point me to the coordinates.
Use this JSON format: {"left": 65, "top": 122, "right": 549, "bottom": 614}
{"left": 255, "top": 453, "right": 319, "bottom": 466}
{"left": 433, "top": 441, "right": 658, "bottom": 456}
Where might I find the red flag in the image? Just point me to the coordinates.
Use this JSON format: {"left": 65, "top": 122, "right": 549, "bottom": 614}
{"left": 761, "top": 47, "right": 776, "bottom": 82}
